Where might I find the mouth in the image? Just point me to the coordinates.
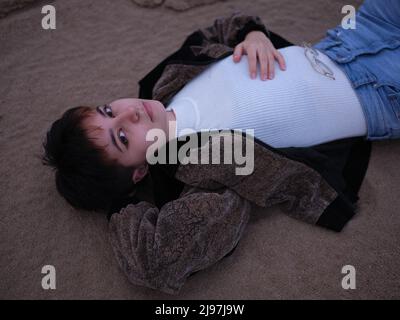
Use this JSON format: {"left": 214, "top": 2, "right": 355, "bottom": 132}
{"left": 143, "top": 101, "right": 153, "bottom": 122}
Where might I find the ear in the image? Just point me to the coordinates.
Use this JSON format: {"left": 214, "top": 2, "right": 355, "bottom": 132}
{"left": 132, "top": 163, "right": 149, "bottom": 184}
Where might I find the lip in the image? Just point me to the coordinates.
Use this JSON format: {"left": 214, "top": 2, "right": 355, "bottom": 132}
{"left": 143, "top": 101, "right": 153, "bottom": 122}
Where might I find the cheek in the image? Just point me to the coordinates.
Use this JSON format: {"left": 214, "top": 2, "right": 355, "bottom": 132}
{"left": 132, "top": 125, "right": 154, "bottom": 151}
{"left": 154, "top": 102, "right": 165, "bottom": 122}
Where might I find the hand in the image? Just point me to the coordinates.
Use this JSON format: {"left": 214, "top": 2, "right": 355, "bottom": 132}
{"left": 233, "top": 31, "right": 286, "bottom": 80}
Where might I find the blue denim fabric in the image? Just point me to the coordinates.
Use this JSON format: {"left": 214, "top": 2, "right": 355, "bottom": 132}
{"left": 314, "top": 0, "right": 400, "bottom": 140}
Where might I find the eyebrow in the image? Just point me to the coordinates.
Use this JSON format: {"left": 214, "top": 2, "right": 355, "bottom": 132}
{"left": 96, "top": 106, "right": 123, "bottom": 153}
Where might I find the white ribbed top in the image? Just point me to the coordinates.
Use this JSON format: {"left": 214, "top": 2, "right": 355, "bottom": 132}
{"left": 166, "top": 45, "right": 367, "bottom": 147}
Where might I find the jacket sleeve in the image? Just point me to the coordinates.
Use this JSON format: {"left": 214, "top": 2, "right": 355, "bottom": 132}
{"left": 108, "top": 186, "right": 251, "bottom": 295}
{"left": 174, "top": 131, "right": 339, "bottom": 227}
{"left": 198, "top": 10, "right": 271, "bottom": 48}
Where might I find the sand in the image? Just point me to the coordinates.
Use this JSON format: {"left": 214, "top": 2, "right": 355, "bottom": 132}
{"left": 1, "top": 0, "right": 399, "bottom": 299}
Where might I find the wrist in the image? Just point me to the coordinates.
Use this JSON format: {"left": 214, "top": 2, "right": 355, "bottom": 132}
{"left": 236, "top": 20, "right": 270, "bottom": 44}
{"left": 245, "top": 30, "right": 267, "bottom": 39}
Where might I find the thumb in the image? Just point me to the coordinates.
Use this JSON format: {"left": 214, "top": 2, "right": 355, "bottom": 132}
{"left": 233, "top": 44, "right": 243, "bottom": 62}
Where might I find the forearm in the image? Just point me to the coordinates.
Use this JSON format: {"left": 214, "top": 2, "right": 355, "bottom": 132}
{"left": 108, "top": 187, "right": 251, "bottom": 294}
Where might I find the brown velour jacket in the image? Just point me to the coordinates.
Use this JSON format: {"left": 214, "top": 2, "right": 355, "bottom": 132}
{"left": 107, "top": 11, "right": 372, "bottom": 295}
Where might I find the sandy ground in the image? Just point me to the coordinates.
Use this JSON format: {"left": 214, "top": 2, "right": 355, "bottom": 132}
{"left": 1, "top": 0, "right": 399, "bottom": 299}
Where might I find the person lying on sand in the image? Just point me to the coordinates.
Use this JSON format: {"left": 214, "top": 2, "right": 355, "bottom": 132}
{"left": 42, "top": 0, "right": 400, "bottom": 294}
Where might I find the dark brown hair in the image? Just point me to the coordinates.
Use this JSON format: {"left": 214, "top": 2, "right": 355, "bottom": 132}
{"left": 42, "top": 106, "right": 137, "bottom": 213}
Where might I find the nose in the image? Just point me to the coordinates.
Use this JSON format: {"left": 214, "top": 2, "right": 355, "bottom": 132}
{"left": 116, "top": 107, "right": 140, "bottom": 124}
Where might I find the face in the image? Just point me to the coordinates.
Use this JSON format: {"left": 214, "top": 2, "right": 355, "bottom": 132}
{"left": 83, "top": 98, "right": 171, "bottom": 183}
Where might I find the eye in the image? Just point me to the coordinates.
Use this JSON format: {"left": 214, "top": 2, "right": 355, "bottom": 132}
{"left": 103, "top": 104, "right": 114, "bottom": 117}
{"left": 118, "top": 129, "right": 129, "bottom": 147}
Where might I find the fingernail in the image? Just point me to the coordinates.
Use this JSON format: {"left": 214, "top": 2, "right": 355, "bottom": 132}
{"left": 262, "top": 74, "right": 267, "bottom": 81}
{"left": 251, "top": 72, "right": 256, "bottom": 79}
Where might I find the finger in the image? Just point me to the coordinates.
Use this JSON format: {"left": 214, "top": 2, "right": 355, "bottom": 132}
{"left": 258, "top": 51, "right": 269, "bottom": 81}
{"left": 247, "top": 48, "right": 258, "bottom": 79}
{"left": 267, "top": 53, "right": 275, "bottom": 79}
{"left": 274, "top": 50, "right": 286, "bottom": 70}
{"left": 233, "top": 44, "right": 243, "bottom": 62}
